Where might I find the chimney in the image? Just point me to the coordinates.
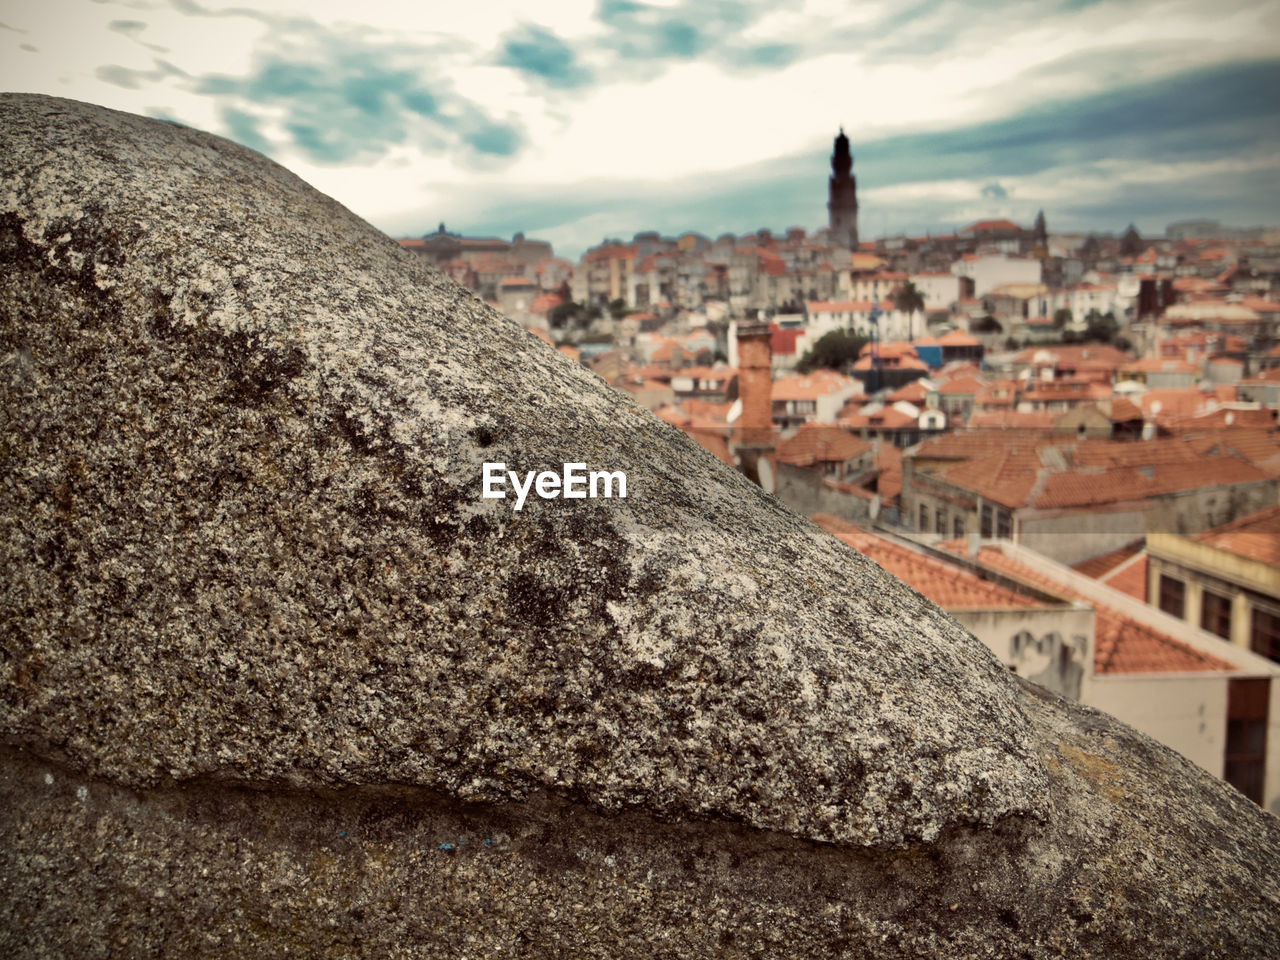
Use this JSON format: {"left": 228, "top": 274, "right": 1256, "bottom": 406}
{"left": 730, "top": 321, "right": 777, "bottom": 491}
{"left": 732, "top": 321, "right": 774, "bottom": 447}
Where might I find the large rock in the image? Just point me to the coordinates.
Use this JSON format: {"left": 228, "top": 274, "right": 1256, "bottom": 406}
{"left": 0, "top": 94, "right": 1276, "bottom": 957}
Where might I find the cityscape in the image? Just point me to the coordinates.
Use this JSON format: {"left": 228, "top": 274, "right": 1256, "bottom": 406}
{"left": 4, "top": 0, "right": 1280, "bottom": 952}
{"left": 399, "top": 127, "right": 1280, "bottom": 809}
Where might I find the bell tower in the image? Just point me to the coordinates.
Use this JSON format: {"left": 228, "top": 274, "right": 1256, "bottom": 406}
{"left": 828, "top": 128, "right": 859, "bottom": 249}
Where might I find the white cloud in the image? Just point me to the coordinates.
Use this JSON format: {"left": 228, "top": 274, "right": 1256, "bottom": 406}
{"left": 2, "top": 0, "right": 1277, "bottom": 255}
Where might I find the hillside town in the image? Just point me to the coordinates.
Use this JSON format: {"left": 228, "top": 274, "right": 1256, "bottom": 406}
{"left": 399, "top": 131, "right": 1280, "bottom": 813}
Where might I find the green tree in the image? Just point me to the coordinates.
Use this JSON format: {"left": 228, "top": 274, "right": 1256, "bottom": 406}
{"left": 894, "top": 280, "right": 926, "bottom": 315}
{"left": 608, "top": 297, "right": 630, "bottom": 320}
{"left": 894, "top": 281, "right": 926, "bottom": 340}
{"left": 797, "top": 329, "right": 868, "bottom": 373}
{"left": 1052, "top": 308, "right": 1073, "bottom": 329}
{"left": 972, "top": 315, "right": 1003, "bottom": 333}
{"left": 1085, "top": 311, "right": 1118, "bottom": 343}
{"left": 547, "top": 300, "right": 584, "bottom": 330}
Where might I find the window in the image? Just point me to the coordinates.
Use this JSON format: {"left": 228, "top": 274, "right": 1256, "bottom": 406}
{"left": 995, "top": 509, "right": 1011, "bottom": 540}
{"left": 1158, "top": 575, "right": 1185, "bottom": 619}
{"left": 1201, "top": 589, "right": 1233, "bottom": 640}
{"left": 1252, "top": 608, "right": 1280, "bottom": 664}
{"left": 980, "top": 503, "right": 994, "bottom": 537}
{"left": 1225, "top": 678, "right": 1269, "bottom": 805}
{"left": 953, "top": 516, "right": 964, "bottom": 539}
{"left": 919, "top": 503, "right": 929, "bottom": 531}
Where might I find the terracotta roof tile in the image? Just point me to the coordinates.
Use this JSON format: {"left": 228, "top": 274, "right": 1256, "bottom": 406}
{"left": 676, "top": 365, "right": 735, "bottom": 382}
{"left": 942, "top": 545, "right": 1235, "bottom": 675}
{"left": 1192, "top": 504, "right": 1280, "bottom": 566}
{"left": 1107, "top": 397, "right": 1142, "bottom": 421}
{"left": 1185, "top": 428, "right": 1280, "bottom": 472}
{"left": 682, "top": 399, "right": 733, "bottom": 422}
{"left": 1102, "top": 552, "right": 1148, "bottom": 602}
{"left": 777, "top": 424, "right": 871, "bottom": 467}
{"left": 912, "top": 430, "right": 1052, "bottom": 461}
{"left": 875, "top": 443, "right": 903, "bottom": 501}
{"left": 936, "top": 450, "right": 1041, "bottom": 509}
{"left": 967, "top": 411, "right": 1057, "bottom": 429}
{"left": 530, "top": 292, "right": 564, "bottom": 314}
{"left": 888, "top": 381, "right": 931, "bottom": 403}
{"left": 843, "top": 407, "right": 918, "bottom": 430}
{"left": 1019, "top": 381, "right": 1112, "bottom": 403}
{"left": 1239, "top": 296, "right": 1280, "bottom": 312}
{"left": 1137, "top": 388, "right": 1208, "bottom": 421}
{"left": 1073, "top": 543, "right": 1150, "bottom": 600}
{"left": 939, "top": 375, "right": 986, "bottom": 395}
{"left": 1034, "top": 459, "right": 1268, "bottom": 509}
{"left": 771, "top": 327, "right": 803, "bottom": 356}
{"left": 963, "top": 219, "right": 1023, "bottom": 233}
{"left": 852, "top": 353, "right": 927, "bottom": 372}
{"left": 772, "top": 370, "right": 858, "bottom": 401}
{"left": 860, "top": 341, "right": 918, "bottom": 358}
{"left": 1073, "top": 541, "right": 1144, "bottom": 580}
{"left": 937, "top": 329, "right": 980, "bottom": 347}
{"left": 812, "top": 518, "right": 1039, "bottom": 609}
{"left": 916, "top": 432, "right": 1273, "bottom": 510}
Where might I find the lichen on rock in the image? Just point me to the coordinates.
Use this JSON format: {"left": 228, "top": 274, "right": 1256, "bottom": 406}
{"left": 0, "top": 93, "right": 1049, "bottom": 848}
{"left": 2, "top": 94, "right": 1278, "bottom": 958}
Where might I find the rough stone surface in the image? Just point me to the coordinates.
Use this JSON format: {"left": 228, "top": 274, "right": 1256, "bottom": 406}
{"left": 1, "top": 94, "right": 1278, "bottom": 957}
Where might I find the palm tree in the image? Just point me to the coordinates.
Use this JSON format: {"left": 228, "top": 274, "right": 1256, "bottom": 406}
{"left": 894, "top": 280, "right": 926, "bottom": 339}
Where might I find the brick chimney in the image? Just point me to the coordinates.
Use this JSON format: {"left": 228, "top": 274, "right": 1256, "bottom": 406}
{"left": 730, "top": 321, "right": 777, "bottom": 490}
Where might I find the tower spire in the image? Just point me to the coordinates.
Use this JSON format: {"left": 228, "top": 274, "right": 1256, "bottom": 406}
{"left": 828, "top": 129, "right": 858, "bottom": 249}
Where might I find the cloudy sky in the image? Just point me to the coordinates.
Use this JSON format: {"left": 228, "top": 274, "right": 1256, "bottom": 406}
{"left": 3, "top": 0, "right": 1279, "bottom": 258}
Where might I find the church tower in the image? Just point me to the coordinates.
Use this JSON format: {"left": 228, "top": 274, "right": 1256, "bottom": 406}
{"left": 828, "top": 128, "right": 858, "bottom": 249}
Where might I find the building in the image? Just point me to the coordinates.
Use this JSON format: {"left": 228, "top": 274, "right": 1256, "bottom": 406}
{"left": 815, "top": 517, "right": 1280, "bottom": 811}
{"left": 816, "top": 516, "right": 1092, "bottom": 696}
{"left": 951, "top": 254, "right": 1043, "bottom": 298}
{"left": 909, "top": 272, "right": 966, "bottom": 312}
{"left": 901, "top": 432, "right": 1280, "bottom": 563}
{"left": 1146, "top": 505, "right": 1280, "bottom": 664}
{"left": 827, "top": 128, "right": 858, "bottom": 249}
{"left": 936, "top": 375, "right": 985, "bottom": 423}
{"left": 950, "top": 537, "right": 1280, "bottom": 811}
{"left": 776, "top": 423, "right": 872, "bottom": 481}
{"left": 956, "top": 218, "right": 1029, "bottom": 254}
{"left": 770, "top": 369, "right": 862, "bottom": 429}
